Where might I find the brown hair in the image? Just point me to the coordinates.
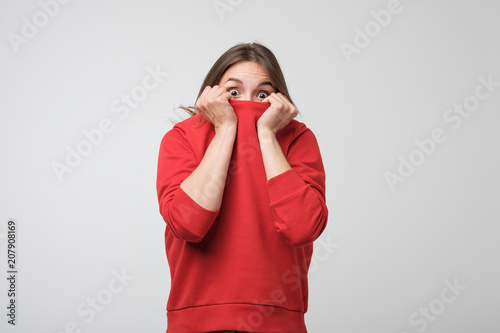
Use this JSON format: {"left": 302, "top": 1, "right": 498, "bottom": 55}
{"left": 175, "top": 42, "right": 294, "bottom": 124}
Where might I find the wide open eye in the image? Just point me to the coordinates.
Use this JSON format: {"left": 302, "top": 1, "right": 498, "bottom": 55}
{"left": 228, "top": 88, "right": 240, "bottom": 97}
{"left": 257, "top": 91, "right": 270, "bottom": 99}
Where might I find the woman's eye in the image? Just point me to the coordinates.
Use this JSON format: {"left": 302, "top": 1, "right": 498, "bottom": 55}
{"left": 257, "top": 92, "right": 269, "bottom": 99}
{"left": 229, "top": 89, "right": 239, "bottom": 97}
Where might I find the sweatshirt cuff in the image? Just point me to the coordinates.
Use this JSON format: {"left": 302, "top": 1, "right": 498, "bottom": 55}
{"left": 266, "top": 168, "right": 307, "bottom": 204}
{"left": 173, "top": 186, "right": 220, "bottom": 236}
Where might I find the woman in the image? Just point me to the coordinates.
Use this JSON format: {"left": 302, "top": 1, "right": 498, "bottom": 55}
{"left": 156, "top": 42, "right": 328, "bottom": 333}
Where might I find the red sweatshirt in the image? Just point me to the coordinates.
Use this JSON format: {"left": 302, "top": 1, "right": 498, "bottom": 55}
{"left": 156, "top": 100, "right": 328, "bottom": 332}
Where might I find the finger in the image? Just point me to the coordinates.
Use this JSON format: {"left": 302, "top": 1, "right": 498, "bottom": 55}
{"left": 272, "top": 92, "right": 288, "bottom": 106}
{"left": 211, "top": 85, "right": 230, "bottom": 101}
{"left": 206, "top": 85, "right": 219, "bottom": 98}
{"left": 276, "top": 93, "right": 295, "bottom": 109}
{"left": 220, "top": 91, "right": 232, "bottom": 103}
{"left": 201, "top": 85, "right": 211, "bottom": 94}
{"left": 197, "top": 86, "right": 211, "bottom": 103}
{"left": 274, "top": 93, "right": 297, "bottom": 116}
{"left": 200, "top": 86, "right": 213, "bottom": 100}
{"left": 264, "top": 93, "right": 279, "bottom": 104}
{"left": 267, "top": 93, "right": 287, "bottom": 111}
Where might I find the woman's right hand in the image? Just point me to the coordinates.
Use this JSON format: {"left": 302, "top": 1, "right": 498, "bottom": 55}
{"left": 195, "top": 85, "right": 237, "bottom": 131}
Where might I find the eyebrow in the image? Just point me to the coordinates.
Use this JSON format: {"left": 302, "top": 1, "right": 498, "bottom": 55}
{"left": 224, "top": 77, "right": 274, "bottom": 88}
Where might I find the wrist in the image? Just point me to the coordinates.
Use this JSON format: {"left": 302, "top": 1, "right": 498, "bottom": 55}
{"left": 257, "top": 126, "right": 277, "bottom": 144}
{"left": 215, "top": 121, "right": 237, "bottom": 134}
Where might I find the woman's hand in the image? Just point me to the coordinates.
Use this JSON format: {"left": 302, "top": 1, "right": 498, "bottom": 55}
{"left": 195, "top": 85, "right": 237, "bottom": 131}
{"left": 257, "top": 93, "right": 298, "bottom": 135}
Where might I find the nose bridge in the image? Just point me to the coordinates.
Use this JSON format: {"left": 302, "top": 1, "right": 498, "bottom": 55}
{"left": 240, "top": 92, "right": 256, "bottom": 102}
{"left": 243, "top": 79, "right": 259, "bottom": 101}
{"left": 238, "top": 79, "right": 262, "bottom": 101}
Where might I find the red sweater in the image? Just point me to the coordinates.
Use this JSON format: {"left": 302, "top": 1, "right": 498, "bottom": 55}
{"left": 156, "top": 100, "right": 328, "bottom": 332}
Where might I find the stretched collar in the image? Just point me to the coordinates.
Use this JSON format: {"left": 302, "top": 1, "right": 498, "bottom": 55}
{"left": 229, "top": 100, "right": 270, "bottom": 123}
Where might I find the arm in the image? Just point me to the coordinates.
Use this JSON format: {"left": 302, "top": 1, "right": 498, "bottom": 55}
{"left": 156, "top": 85, "right": 237, "bottom": 242}
{"left": 156, "top": 127, "right": 219, "bottom": 243}
{"left": 181, "top": 85, "right": 237, "bottom": 211}
{"left": 257, "top": 128, "right": 292, "bottom": 180}
{"left": 257, "top": 93, "right": 328, "bottom": 247}
{"left": 264, "top": 128, "right": 328, "bottom": 247}
{"left": 180, "top": 123, "right": 236, "bottom": 211}
{"left": 257, "top": 92, "right": 297, "bottom": 180}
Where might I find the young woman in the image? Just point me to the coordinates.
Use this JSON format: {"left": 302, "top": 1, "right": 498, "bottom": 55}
{"left": 156, "top": 42, "right": 328, "bottom": 333}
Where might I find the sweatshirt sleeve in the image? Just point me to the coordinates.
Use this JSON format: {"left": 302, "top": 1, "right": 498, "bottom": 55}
{"left": 266, "top": 125, "right": 328, "bottom": 247}
{"left": 156, "top": 125, "right": 220, "bottom": 243}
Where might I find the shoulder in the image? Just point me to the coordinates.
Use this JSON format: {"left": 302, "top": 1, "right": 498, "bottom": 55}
{"left": 162, "top": 114, "right": 207, "bottom": 140}
{"left": 159, "top": 114, "right": 213, "bottom": 155}
{"left": 278, "top": 117, "right": 315, "bottom": 142}
{"left": 172, "top": 113, "right": 207, "bottom": 131}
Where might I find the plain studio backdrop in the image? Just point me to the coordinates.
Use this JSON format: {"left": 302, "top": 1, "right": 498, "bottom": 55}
{"left": 0, "top": 0, "right": 499, "bottom": 332}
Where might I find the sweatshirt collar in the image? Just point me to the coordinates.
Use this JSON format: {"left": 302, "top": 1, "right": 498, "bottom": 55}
{"left": 229, "top": 100, "right": 270, "bottom": 123}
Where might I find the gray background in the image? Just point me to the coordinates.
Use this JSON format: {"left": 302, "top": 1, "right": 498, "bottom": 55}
{"left": 1, "top": 0, "right": 499, "bottom": 332}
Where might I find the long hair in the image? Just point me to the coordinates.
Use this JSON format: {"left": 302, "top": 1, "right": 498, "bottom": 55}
{"left": 176, "top": 42, "right": 293, "bottom": 124}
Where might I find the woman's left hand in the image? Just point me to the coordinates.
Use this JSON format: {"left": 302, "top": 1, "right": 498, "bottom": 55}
{"left": 257, "top": 93, "right": 298, "bottom": 135}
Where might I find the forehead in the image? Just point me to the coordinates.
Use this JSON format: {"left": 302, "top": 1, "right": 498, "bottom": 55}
{"left": 220, "top": 61, "right": 271, "bottom": 82}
